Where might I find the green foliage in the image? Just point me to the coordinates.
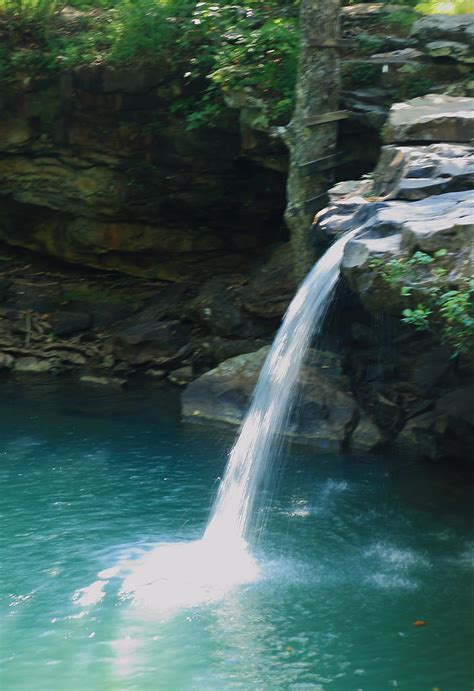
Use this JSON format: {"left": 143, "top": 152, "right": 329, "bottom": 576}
{"left": 416, "top": 0, "right": 473, "bottom": 13}
{"left": 0, "top": 0, "right": 299, "bottom": 127}
{"left": 344, "top": 0, "right": 469, "bottom": 13}
{"left": 344, "top": 0, "right": 418, "bottom": 5}
{"left": 371, "top": 249, "right": 474, "bottom": 356}
{"left": 172, "top": 1, "right": 299, "bottom": 128}
{"left": 384, "top": 9, "right": 419, "bottom": 33}
{"left": 355, "top": 34, "right": 384, "bottom": 56}
{"left": 0, "top": 0, "right": 60, "bottom": 20}
{"left": 394, "top": 63, "right": 434, "bottom": 100}
{"left": 341, "top": 61, "right": 380, "bottom": 88}
{"left": 109, "top": 0, "right": 192, "bottom": 65}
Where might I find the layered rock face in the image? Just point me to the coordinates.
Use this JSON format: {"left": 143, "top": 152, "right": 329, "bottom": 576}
{"left": 339, "top": 8, "right": 474, "bottom": 172}
{"left": 313, "top": 96, "right": 473, "bottom": 462}
{"left": 0, "top": 67, "right": 287, "bottom": 282}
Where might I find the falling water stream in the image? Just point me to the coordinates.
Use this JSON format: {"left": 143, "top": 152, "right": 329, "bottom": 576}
{"left": 204, "top": 229, "right": 359, "bottom": 550}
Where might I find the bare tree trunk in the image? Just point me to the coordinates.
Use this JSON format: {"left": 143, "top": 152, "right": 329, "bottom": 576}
{"left": 284, "top": 0, "right": 342, "bottom": 283}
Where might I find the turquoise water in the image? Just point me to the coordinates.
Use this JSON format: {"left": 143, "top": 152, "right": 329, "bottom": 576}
{"left": 1, "top": 380, "right": 472, "bottom": 691}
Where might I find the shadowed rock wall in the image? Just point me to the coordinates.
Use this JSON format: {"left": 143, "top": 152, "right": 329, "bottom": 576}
{"left": 0, "top": 66, "right": 287, "bottom": 281}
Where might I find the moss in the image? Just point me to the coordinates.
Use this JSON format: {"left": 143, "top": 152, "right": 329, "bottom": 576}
{"left": 62, "top": 287, "right": 138, "bottom": 305}
{"left": 341, "top": 61, "right": 380, "bottom": 89}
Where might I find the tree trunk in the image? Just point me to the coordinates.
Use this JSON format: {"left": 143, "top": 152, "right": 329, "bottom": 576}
{"left": 284, "top": 0, "right": 342, "bottom": 283}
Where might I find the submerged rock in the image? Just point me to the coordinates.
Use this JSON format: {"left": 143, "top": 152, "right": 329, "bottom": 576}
{"left": 0, "top": 352, "right": 14, "bottom": 369}
{"left": 79, "top": 374, "right": 126, "bottom": 387}
{"left": 168, "top": 366, "right": 194, "bottom": 387}
{"left": 14, "top": 356, "right": 55, "bottom": 373}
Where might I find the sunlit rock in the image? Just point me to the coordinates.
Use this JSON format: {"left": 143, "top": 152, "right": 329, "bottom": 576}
{"left": 411, "top": 13, "right": 474, "bottom": 50}
{"left": 384, "top": 95, "right": 474, "bottom": 143}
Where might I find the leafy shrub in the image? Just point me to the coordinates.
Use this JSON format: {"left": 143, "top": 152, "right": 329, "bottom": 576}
{"left": 109, "top": 0, "right": 192, "bottom": 65}
{"left": 384, "top": 9, "right": 419, "bottom": 33}
{"left": 355, "top": 34, "right": 384, "bottom": 56}
{"left": 0, "top": 0, "right": 299, "bottom": 127}
{"left": 371, "top": 250, "right": 474, "bottom": 356}
{"left": 341, "top": 61, "right": 380, "bottom": 88}
{"left": 0, "top": 0, "right": 60, "bottom": 19}
{"left": 416, "top": 0, "right": 473, "bottom": 13}
{"left": 172, "top": 2, "right": 299, "bottom": 128}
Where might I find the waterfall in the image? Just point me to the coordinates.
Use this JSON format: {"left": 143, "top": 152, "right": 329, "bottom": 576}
{"left": 204, "top": 229, "right": 358, "bottom": 549}
{"left": 77, "top": 231, "right": 357, "bottom": 615}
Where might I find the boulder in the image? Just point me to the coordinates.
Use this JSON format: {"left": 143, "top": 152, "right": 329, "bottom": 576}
{"left": 14, "top": 356, "right": 56, "bottom": 373}
{"left": 183, "top": 347, "right": 382, "bottom": 451}
{"left": 42, "top": 349, "right": 87, "bottom": 367}
{"left": 350, "top": 414, "right": 383, "bottom": 451}
{"left": 342, "top": 4, "right": 418, "bottom": 31}
{"left": 411, "top": 14, "right": 474, "bottom": 50}
{"left": 48, "top": 311, "right": 91, "bottom": 337}
{"left": 327, "top": 179, "right": 375, "bottom": 204}
{"left": 397, "top": 411, "right": 438, "bottom": 458}
{"left": 191, "top": 336, "right": 269, "bottom": 371}
{"left": 183, "top": 347, "right": 270, "bottom": 426}
{"left": 425, "top": 40, "right": 474, "bottom": 64}
{"left": 373, "top": 143, "right": 474, "bottom": 198}
{"left": 242, "top": 243, "right": 295, "bottom": 319}
{"left": 339, "top": 189, "right": 472, "bottom": 310}
{"left": 168, "top": 366, "right": 194, "bottom": 386}
{"left": 190, "top": 275, "right": 269, "bottom": 338}
{"left": 397, "top": 385, "right": 474, "bottom": 461}
{"left": 371, "top": 48, "right": 424, "bottom": 63}
{"left": 0, "top": 352, "right": 14, "bottom": 369}
{"left": 384, "top": 94, "right": 474, "bottom": 143}
{"left": 112, "top": 320, "right": 192, "bottom": 366}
